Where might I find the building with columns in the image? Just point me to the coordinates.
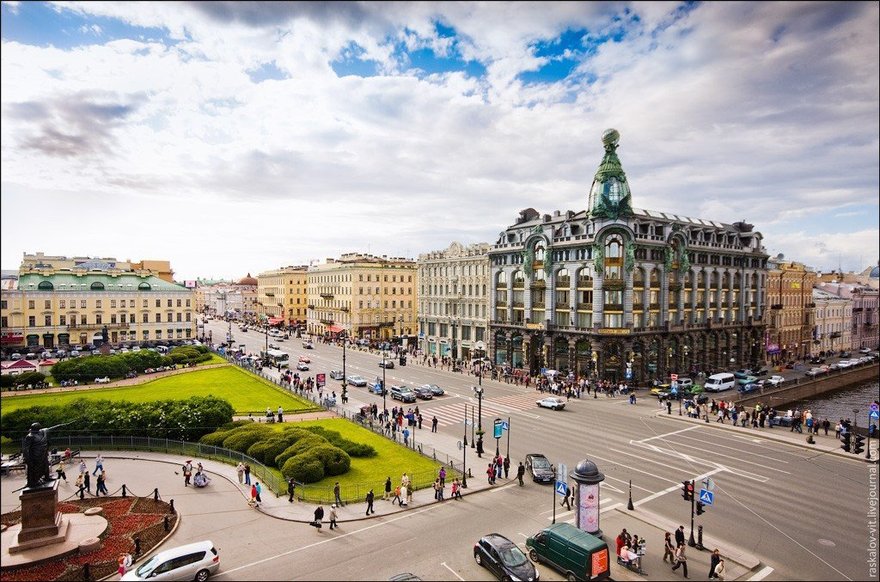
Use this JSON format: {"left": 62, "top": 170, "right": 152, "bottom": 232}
{"left": 307, "top": 253, "right": 417, "bottom": 340}
{"left": 488, "top": 129, "right": 769, "bottom": 383}
{"left": 417, "top": 242, "right": 491, "bottom": 361}
{"left": 811, "top": 287, "right": 853, "bottom": 355}
{"left": 256, "top": 267, "right": 308, "bottom": 327}
{"left": 764, "top": 257, "right": 817, "bottom": 363}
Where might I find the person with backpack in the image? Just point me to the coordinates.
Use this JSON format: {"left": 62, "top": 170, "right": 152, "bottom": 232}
{"left": 312, "top": 505, "right": 324, "bottom": 529}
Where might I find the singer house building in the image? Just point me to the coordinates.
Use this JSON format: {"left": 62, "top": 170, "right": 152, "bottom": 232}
{"left": 488, "top": 129, "right": 769, "bottom": 384}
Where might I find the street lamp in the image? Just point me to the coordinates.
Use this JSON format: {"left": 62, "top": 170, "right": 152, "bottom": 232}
{"left": 473, "top": 385, "right": 484, "bottom": 457}
{"left": 382, "top": 349, "right": 387, "bottom": 417}
{"left": 462, "top": 404, "right": 469, "bottom": 488}
{"left": 341, "top": 329, "right": 348, "bottom": 399}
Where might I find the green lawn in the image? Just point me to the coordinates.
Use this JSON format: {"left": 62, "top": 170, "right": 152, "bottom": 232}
{"left": 267, "top": 418, "right": 446, "bottom": 503}
{"left": 0, "top": 366, "right": 319, "bottom": 416}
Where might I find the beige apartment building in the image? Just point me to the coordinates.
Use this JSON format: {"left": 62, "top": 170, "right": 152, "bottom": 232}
{"left": 256, "top": 267, "right": 308, "bottom": 327}
{"left": 417, "top": 242, "right": 491, "bottom": 360}
{"left": 307, "top": 253, "right": 417, "bottom": 340}
{"left": 812, "top": 287, "right": 852, "bottom": 355}
{"left": 764, "top": 257, "right": 817, "bottom": 363}
{"left": 1, "top": 254, "right": 195, "bottom": 351}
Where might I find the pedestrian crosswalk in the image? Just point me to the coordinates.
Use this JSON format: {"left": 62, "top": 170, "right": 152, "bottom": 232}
{"left": 420, "top": 393, "right": 548, "bottom": 428}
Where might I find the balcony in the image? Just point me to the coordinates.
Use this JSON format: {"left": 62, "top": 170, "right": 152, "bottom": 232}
{"left": 603, "top": 278, "right": 625, "bottom": 291}
{"left": 307, "top": 304, "right": 316, "bottom": 310}
{"left": 320, "top": 318, "right": 335, "bottom": 325}
{"left": 320, "top": 293, "right": 334, "bottom": 299}
{"left": 67, "top": 322, "right": 131, "bottom": 331}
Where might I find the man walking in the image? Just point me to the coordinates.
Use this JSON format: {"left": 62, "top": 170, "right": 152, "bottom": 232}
{"left": 236, "top": 462, "right": 245, "bottom": 484}
{"left": 671, "top": 543, "right": 688, "bottom": 577}
{"left": 312, "top": 505, "right": 324, "bottom": 529}
{"left": 384, "top": 476, "right": 392, "bottom": 500}
{"left": 334, "top": 482, "right": 344, "bottom": 507}
{"left": 83, "top": 471, "right": 91, "bottom": 494}
{"left": 365, "top": 489, "right": 375, "bottom": 515}
{"left": 96, "top": 472, "right": 109, "bottom": 495}
{"left": 560, "top": 486, "right": 572, "bottom": 510}
{"left": 517, "top": 462, "right": 526, "bottom": 486}
{"left": 675, "top": 525, "right": 686, "bottom": 547}
{"left": 244, "top": 463, "right": 251, "bottom": 485}
{"left": 431, "top": 416, "right": 438, "bottom": 433}
{"left": 328, "top": 505, "right": 338, "bottom": 529}
{"left": 287, "top": 478, "right": 296, "bottom": 502}
{"left": 503, "top": 456, "right": 511, "bottom": 479}
{"left": 709, "top": 548, "right": 721, "bottom": 579}
{"left": 93, "top": 454, "right": 104, "bottom": 476}
{"left": 277, "top": 405, "right": 284, "bottom": 423}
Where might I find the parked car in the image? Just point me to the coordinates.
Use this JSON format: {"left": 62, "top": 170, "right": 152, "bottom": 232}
{"left": 805, "top": 367, "right": 826, "bottom": 377}
{"left": 536, "top": 397, "right": 566, "bottom": 411}
{"left": 738, "top": 382, "right": 761, "bottom": 394}
{"left": 298, "top": 355, "right": 311, "bottom": 363}
{"left": 474, "top": 534, "right": 538, "bottom": 582}
{"left": 414, "top": 386, "right": 434, "bottom": 400}
{"left": 122, "top": 540, "right": 219, "bottom": 582}
{"left": 809, "top": 356, "right": 826, "bottom": 365}
{"left": 765, "top": 375, "right": 785, "bottom": 387}
{"left": 371, "top": 382, "right": 387, "bottom": 396}
{"left": 25, "top": 352, "right": 37, "bottom": 360}
{"left": 296, "top": 362, "right": 309, "bottom": 371}
{"left": 859, "top": 347, "right": 872, "bottom": 354}
{"left": 379, "top": 359, "right": 395, "bottom": 369}
{"left": 839, "top": 351, "right": 852, "bottom": 358}
{"left": 329, "top": 370, "right": 345, "bottom": 380}
{"left": 94, "top": 377, "right": 111, "bottom": 384}
{"left": 69, "top": 350, "right": 81, "bottom": 358}
{"left": 676, "top": 377, "right": 694, "bottom": 388}
{"left": 736, "top": 375, "right": 758, "bottom": 386}
{"left": 422, "top": 384, "right": 445, "bottom": 396}
{"left": 347, "top": 375, "right": 367, "bottom": 387}
{"left": 390, "top": 385, "right": 416, "bottom": 403}
{"left": 524, "top": 453, "right": 555, "bottom": 483}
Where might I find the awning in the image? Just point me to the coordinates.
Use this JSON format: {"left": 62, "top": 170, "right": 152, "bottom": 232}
{"left": 268, "top": 318, "right": 284, "bottom": 325}
{"left": 327, "top": 325, "right": 343, "bottom": 334}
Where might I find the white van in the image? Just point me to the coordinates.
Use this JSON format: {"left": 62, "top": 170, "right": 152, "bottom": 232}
{"left": 156, "top": 345, "right": 170, "bottom": 354}
{"left": 704, "top": 373, "right": 736, "bottom": 393}
{"left": 122, "top": 540, "right": 219, "bottom": 581}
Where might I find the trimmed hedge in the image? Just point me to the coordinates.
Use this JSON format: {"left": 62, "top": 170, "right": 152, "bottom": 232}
{"left": 302, "top": 426, "right": 376, "bottom": 458}
{"left": 281, "top": 454, "right": 325, "bottom": 483}
{"left": 50, "top": 346, "right": 212, "bottom": 383}
{"left": 247, "top": 438, "right": 292, "bottom": 465}
{"left": 222, "top": 427, "right": 273, "bottom": 453}
{"left": 308, "top": 444, "right": 351, "bottom": 476}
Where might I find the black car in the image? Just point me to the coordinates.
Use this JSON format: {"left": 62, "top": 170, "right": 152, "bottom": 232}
{"left": 424, "top": 384, "right": 445, "bottom": 396}
{"left": 474, "top": 534, "right": 538, "bottom": 582}
{"left": 414, "top": 386, "right": 433, "bottom": 400}
{"left": 524, "top": 453, "right": 554, "bottom": 483}
{"left": 379, "top": 359, "right": 395, "bottom": 369}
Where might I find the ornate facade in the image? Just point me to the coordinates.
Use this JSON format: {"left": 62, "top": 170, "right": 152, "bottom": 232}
{"left": 256, "top": 267, "right": 308, "bottom": 326}
{"left": 764, "top": 257, "right": 817, "bottom": 362}
{"left": 812, "top": 287, "right": 853, "bottom": 355}
{"left": 417, "top": 242, "right": 491, "bottom": 360}
{"left": 488, "top": 129, "right": 769, "bottom": 383}
{"left": 814, "top": 281, "right": 878, "bottom": 351}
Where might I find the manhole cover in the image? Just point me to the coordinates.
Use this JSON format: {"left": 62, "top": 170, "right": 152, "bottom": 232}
{"left": 818, "top": 539, "right": 836, "bottom": 547}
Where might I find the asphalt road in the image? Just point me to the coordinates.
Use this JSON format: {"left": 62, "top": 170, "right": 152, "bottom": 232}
{"left": 197, "top": 321, "right": 877, "bottom": 581}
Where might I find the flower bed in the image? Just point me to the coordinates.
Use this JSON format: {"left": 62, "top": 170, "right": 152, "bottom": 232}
{"left": 1, "top": 496, "right": 177, "bottom": 581}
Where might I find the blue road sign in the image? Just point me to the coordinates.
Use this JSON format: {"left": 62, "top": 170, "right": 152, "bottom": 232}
{"left": 870, "top": 402, "right": 879, "bottom": 412}
{"left": 870, "top": 410, "right": 879, "bottom": 421}
{"left": 699, "top": 489, "right": 714, "bottom": 505}
{"left": 501, "top": 421, "right": 509, "bottom": 431}
{"left": 555, "top": 481, "right": 568, "bottom": 496}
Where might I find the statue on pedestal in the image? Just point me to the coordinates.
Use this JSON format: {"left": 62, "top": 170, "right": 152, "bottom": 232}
{"left": 23, "top": 422, "right": 67, "bottom": 489}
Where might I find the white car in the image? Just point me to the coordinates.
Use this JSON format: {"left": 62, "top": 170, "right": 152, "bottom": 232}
{"left": 296, "top": 362, "right": 309, "bottom": 371}
{"left": 95, "top": 377, "right": 111, "bottom": 384}
{"left": 765, "top": 375, "right": 785, "bottom": 387}
{"left": 536, "top": 396, "right": 566, "bottom": 411}
{"left": 837, "top": 360, "right": 854, "bottom": 369}
{"left": 122, "top": 540, "right": 219, "bottom": 582}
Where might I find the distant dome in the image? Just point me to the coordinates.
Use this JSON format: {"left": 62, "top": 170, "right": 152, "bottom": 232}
{"left": 237, "top": 273, "right": 257, "bottom": 286}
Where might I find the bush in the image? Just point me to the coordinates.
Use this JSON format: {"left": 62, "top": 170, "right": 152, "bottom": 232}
{"left": 199, "top": 430, "right": 234, "bottom": 446}
{"left": 308, "top": 444, "right": 351, "bottom": 476}
{"left": 302, "top": 426, "right": 376, "bottom": 457}
{"left": 247, "top": 438, "right": 291, "bottom": 465}
{"left": 0, "top": 375, "right": 13, "bottom": 388}
{"left": 11, "top": 372, "right": 47, "bottom": 386}
{"left": 222, "top": 426, "right": 273, "bottom": 453}
{"left": 274, "top": 434, "right": 326, "bottom": 467}
{"left": 281, "top": 453, "right": 325, "bottom": 483}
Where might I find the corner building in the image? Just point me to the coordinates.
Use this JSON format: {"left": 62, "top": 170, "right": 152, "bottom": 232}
{"left": 488, "top": 130, "right": 769, "bottom": 383}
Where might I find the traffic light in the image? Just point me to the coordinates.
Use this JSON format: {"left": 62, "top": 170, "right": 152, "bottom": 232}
{"left": 853, "top": 434, "right": 865, "bottom": 455}
{"left": 696, "top": 502, "right": 705, "bottom": 516}
{"left": 841, "top": 432, "right": 852, "bottom": 453}
{"left": 682, "top": 480, "right": 694, "bottom": 501}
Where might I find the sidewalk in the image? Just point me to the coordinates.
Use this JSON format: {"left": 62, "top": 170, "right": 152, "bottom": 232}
{"left": 651, "top": 405, "right": 880, "bottom": 461}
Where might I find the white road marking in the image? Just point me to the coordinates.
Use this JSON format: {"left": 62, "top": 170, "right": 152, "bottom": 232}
{"left": 747, "top": 566, "right": 775, "bottom": 581}
{"left": 632, "top": 442, "right": 770, "bottom": 483}
{"left": 600, "top": 502, "right": 624, "bottom": 514}
{"left": 676, "top": 433, "right": 790, "bottom": 463}
{"left": 489, "top": 482, "right": 518, "bottom": 494}
{"left": 604, "top": 475, "right": 654, "bottom": 493}
{"left": 585, "top": 451, "right": 683, "bottom": 484}
{"left": 635, "top": 425, "right": 702, "bottom": 443}
{"left": 633, "top": 468, "right": 724, "bottom": 507}
{"left": 609, "top": 447, "right": 711, "bottom": 475}
{"left": 441, "top": 561, "right": 466, "bottom": 581}
{"left": 657, "top": 440, "right": 791, "bottom": 474}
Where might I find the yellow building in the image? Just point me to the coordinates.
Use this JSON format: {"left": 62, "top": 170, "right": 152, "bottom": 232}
{"left": 307, "top": 253, "right": 417, "bottom": 340}
{"left": 764, "top": 257, "right": 817, "bottom": 362}
{"left": 255, "top": 267, "right": 308, "bottom": 327}
{"left": 21, "top": 252, "right": 175, "bottom": 283}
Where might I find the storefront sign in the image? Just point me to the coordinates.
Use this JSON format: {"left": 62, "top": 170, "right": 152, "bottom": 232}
{"left": 525, "top": 323, "right": 544, "bottom": 330}
{"left": 598, "top": 328, "right": 631, "bottom": 335}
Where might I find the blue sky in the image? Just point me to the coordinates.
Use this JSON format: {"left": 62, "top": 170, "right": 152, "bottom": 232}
{"left": 1, "top": 1, "right": 877, "bottom": 280}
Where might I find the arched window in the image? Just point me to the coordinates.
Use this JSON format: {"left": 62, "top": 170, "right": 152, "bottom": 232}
{"left": 604, "top": 236, "right": 623, "bottom": 279}
{"left": 90, "top": 281, "right": 105, "bottom": 290}
{"left": 535, "top": 245, "right": 546, "bottom": 262}
{"left": 138, "top": 282, "right": 151, "bottom": 291}
{"left": 37, "top": 281, "right": 54, "bottom": 290}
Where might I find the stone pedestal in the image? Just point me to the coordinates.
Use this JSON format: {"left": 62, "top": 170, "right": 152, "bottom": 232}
{"left": 15, "top": 480, "right": 64, "bottom": 546}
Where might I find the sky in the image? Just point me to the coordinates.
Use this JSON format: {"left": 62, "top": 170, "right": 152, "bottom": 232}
{"left": 1, "top": 1, "right": 878, "bottom": 281}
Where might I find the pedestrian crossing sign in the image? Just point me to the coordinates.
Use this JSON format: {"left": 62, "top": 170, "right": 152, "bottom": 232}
{"left": 556, "top": 481, "right": 568, "bottom": 496}
{"left": 699, "top": 489, "right": 714, "bottom": 505}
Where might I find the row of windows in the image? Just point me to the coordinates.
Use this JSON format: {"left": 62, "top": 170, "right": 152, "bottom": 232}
{"left": 422, "top": 303, "right": 488, "bottom": 318}
{"left": 18, "top": 312, "right": 194, "bottom": 327}
{"left": 422, "top": 264, "right": 488, "bottom": 278}
{"left": 422, "top": 284, "right": 488, "bottom": 297}
{"left": 20, "top": 298, "right": 192, "bottom": 310}
{"left": 493, "top": 308, "right": 754, "bottom": 328}
{"left": 422, "top": 322, "right": 486, "bottom": 342}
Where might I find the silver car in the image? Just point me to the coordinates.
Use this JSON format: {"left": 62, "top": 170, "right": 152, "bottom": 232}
{"left": 122, "top": 540, "right": 219, "bottom": 582}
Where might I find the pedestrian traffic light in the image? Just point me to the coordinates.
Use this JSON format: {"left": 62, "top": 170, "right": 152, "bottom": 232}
{"left": 696, "top": 501, "right": 705, "bottom": 516}
{"left": 841, "top": 432, "right": 852, "bottom": 452}
{"left": 682, "top": 480, "right": 693, "bottom": 501}
{"left": 853, "top": 434, "right": 865, "bottom": 455}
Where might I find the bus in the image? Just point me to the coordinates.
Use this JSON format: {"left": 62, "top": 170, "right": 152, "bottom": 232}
{"left": 261, "top": 349, "right": 290, "bottom": 368}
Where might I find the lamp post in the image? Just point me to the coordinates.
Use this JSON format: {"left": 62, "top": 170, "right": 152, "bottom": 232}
{"left": 462, "top": 404, "right": 469, "bottom": 488}
{"left": 382, "top": 349, "right": 387, "bottom": 416}
{"left": 473, "top": 385, "right": 484, "bottom": 457}
{"left": 341, "top": 329, "right": 348, "bottom": 396}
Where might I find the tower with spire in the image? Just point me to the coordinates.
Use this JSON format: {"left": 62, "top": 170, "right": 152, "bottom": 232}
{"left": 588, "top": 128, "right": 634, "bottom": 220}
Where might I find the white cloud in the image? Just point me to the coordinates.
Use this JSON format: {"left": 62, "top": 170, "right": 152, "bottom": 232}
{"left": 1, "top": 1, "right": 878, "bottom": 279}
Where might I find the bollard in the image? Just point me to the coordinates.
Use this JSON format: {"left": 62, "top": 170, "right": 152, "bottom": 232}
{"left": 154, "top": 488, "right": 159, "bottom": 501}
{"left": 122, "top": 484, "right": 127, "bottom": 497}
{"left": 170, "top": 498, "right": 175, "bottom": 513}
{"left": 164, "top": 515, "right": 170, "bottom": 532}
{"left": 83, "top": 563, "right": 90, "bottom": 581}
{"left": 697, "top": 524, "right": 704, "bottom": 550}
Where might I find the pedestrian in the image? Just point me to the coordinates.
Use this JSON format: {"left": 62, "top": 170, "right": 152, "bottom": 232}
{"left": 236, "top": 462, "right": 245, "bottom": 484}
{"left": 334, "top": 482, "right": 344, "bottom": 507}
{"left": 431, "top": 416, "right": 438, "bottom": 433}
{"left": 366, "top": 488, "right": 375, "bottom": 514}
{"left": 182, "top": 460, "right": 193, "bottom": 487}
{"left": 96, "top": 472, "right": 109, "bottom": 495}
{"left": 93, "top": 454, "right": 104, "bottom": 476}
{"left": 487, "top": 463, "right": 495, "bottom": 485}
{"left": 517, "top": 462, "right": 526, "bottom": 486}
{"left": 403, "top": 427, "right": 410, "bottom": 447}
{"left": 671, "top": 543, "right": 688, "bottom": 577}
{"left": 384, "top": 476, "right": 392, "bottom": 500}
{"left": 55, "top": 464, "right": 67, "bottom": 482}
{"left": 287, "top": 478, "right": 296, "bottom": 502}
{"left": 329, "top": 504, "right": 338, "bottom": 529}
{"left": 663, "top": 531, "right": 675, "bottom": 563}
{"left": 117, "top": 553, "right": 132, "bottom": 577}
{"left": 714, "top": 559, "right": 726, "bottom": 581}
{"left": 244, "top": 463, "right": 251, "bottom": 485}
{"left": 312, "top": 505, "right": 324, "bottom": 529}
{"left": 75, "top": 472, "right": 85, "bottom": 498}
{"left": 401, "top": 483, "right": 409, "bottom": 507}
{"left": 560, "top": 486, "right": 572, "bottom": 510}
{"left": 250, "top": 483, "right": 259, "bottom": 507}
{"left": 439, "top": 467, "right": 447, "bottom": 487}
{"left": 417, "top": 413, "right": 423, "bottom": 429}
{"left": 78, "top": 459, "right": 87, "bottom": 475}
{"left": 674, "top": 525, "right": 686, "bottom": 547}
{"left": 277, "top": 405, "right": 284, "bottom": 423}
{"left": 433, "top": 478, "right": 441, "bottom": 500}
{"left": 709, "top": 548, "right": 721, "bottom": 578}
{"left": 503, "top": 456, "right": 511, "bottom": 479}
{"left": 255, "top": 481, "right": 263, "bottom": 503}
{"left": 392, "top": 484, "right": 402, "bottom": 505}
{"left": 83, "top": 471, "right": 91, "bottom": 494}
